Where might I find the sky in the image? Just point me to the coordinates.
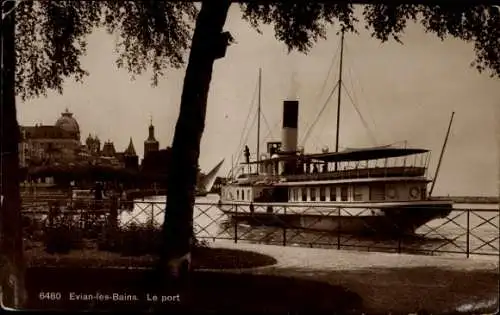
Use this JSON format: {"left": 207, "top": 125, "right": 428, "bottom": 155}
{"left": 17, "top": 5, "right": 499, "bottom": 197}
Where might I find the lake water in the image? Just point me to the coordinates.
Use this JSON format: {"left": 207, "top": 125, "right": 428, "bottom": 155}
{"left": 119, "top": 194, "right": 499, "bottom": 257}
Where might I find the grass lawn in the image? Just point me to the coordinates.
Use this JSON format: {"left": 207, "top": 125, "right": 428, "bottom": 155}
{"left": 25, "top": 242, "right": 278, "bottom": 270}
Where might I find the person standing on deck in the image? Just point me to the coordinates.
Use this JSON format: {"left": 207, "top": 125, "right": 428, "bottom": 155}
{"left": 244, "top": 145, "right": 250, "bottom": 164}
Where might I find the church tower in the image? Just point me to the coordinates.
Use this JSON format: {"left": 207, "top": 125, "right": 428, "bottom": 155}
{"left": 124, "top": 137, "right": 139, "bottom": 170}
{"left": 144, "top": 117, "right": 159, "bottom": 159}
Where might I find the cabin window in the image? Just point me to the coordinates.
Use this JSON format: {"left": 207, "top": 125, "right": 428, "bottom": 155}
{"left": 340, "top": 186, "right": 348, "bottom": 201}
{"left": 237, "top": 190, "right": 240, "bottom": 200}
{"left": 354, "top": 186, "right": 364, "bottom": 201}
{"left": 369, "top": 185, "right": 385, "bottom": 201}
{"left": 301, "top": 188, "right": 307, "bottom": 201}
{"left": 248, "top": 189, "right": 251, "bottom": 200}
{"left": 319, "top": 187, "right": 326, "bottom": 201}
{"left": 242, "top": 190, "right": 245, "bottom": 200}
{"left": 310, "top": 188, "right": 316, "bottom": 201}
{"left": 330, "top": 187, "right": 337, "bottom": 201}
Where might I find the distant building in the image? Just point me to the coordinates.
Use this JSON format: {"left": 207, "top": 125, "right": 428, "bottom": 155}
{"left": 124, "top": 137, "right": 139, "bottom": 170}
{"left": 19, "top": 109, "right": 81, "bottom": 167}
{"left": 84, "top": 134, "right": 101, "bottom": 155}
{"left": 101, "top": 140, "right": 116, "bottom": 157}
{"left": 141, "top": 146, "right": 171, "bottom": 177}
{"left": 144, "top": 118, "right": 159, "bottom": 160}
{"left": 20, "top": 109, "right": 139, "bottom": 175}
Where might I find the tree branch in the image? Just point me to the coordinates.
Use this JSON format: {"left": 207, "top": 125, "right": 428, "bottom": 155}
{"left": 1, "top": 0, "right": 23, "bottom": 21}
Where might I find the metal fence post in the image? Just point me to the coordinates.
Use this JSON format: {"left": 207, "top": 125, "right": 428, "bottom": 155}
{"left": 150, "top": 203, "right": 155, "bottom": 227}
{"left": 234, "top": 204, "right": 238, "bottom": 243}
{"left": 283, "top": 206, "right": 287, "bottom": 246}
{"left": 337, "top": 207, "right": 341, "bottom": 250}
{"left": 466, "top": 209, "right": 470, "bottom": 258}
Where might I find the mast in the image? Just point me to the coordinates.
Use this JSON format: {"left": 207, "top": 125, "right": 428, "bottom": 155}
{"left": 256, "top": 68, "right": 262, "bottom": 172}
{"left": 334, "top": 28, "right": 345, "bottom": 171}
{"left": 429, "top": 111, "right": 455, "bottom": 196}
{"left": 230, "top": 154, "right": 234, "bottom": 180}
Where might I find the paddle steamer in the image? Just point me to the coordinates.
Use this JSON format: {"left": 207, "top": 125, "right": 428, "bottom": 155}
{"left": 219, "top": 31, "right": 453, "bottom": 235}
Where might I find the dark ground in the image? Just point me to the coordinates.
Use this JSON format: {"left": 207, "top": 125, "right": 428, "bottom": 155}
{"left": 238, "top": 266, "right": 499, "bottom": 314}
{"left": 16, "top": 243, "right": 500, "bottom": 313}
{"left": 25, "top": 267, "right": 362, "bottom": 312}
{"left": 23, "top": 264, "right": 498, "bottom": 313}
{"left": 21, "top": 244, "right": 360, "bottom": 312}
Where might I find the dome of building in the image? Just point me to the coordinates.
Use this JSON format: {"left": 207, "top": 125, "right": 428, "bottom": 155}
{"left": 55, "top": 108, "right": 80, "bottom": 136}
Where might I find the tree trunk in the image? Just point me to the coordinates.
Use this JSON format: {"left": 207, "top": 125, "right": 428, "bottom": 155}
{"left": 0, "top": 0, "right": 27, "bottom": 308}
{"left": 158, "top": 0, "right": 231, "bottom": 288}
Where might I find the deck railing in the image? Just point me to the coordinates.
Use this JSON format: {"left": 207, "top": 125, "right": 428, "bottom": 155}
{"left": 283, "top": 166, "right": 426, "bottom": 182}
{"left": 233, "top": 166, "right": 426, "bottom": 184}
{"left": 21, "top": 199, "right": 499, "bottom": 258}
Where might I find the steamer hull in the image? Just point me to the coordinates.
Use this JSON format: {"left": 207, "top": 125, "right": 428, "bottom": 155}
{"left": 221, "top": 93, "right": 454, "bottom": 238}
{"left": 219, "top": 201, "right": 453, "bottom": 235}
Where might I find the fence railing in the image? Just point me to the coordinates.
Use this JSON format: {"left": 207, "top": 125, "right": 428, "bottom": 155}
{"left": 21, "top": 199, "right": 499, "bottom": 258}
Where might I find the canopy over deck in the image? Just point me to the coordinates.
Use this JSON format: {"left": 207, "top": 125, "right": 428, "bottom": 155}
{"left": 243, "top": 146, "right": 429, "bottom": 164}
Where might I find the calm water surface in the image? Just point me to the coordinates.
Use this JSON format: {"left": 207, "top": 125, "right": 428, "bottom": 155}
{"left": 121, "top": 195, "right": 499, "bottom": 257}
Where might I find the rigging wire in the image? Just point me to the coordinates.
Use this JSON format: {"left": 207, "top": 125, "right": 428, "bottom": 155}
{"left": 229, "top": 78, "right": 259, "bottom": 175}
{"left": 342, "top": 81, "right": 378, "bottom": 146}
{"left": 345, "top": 43, "right": 380, "bottom": 142}
{"left": 229, "top": 109, "right": 259, "bottom": 177}
{"left": 241, "top": 110, "right": 260, "bottom": 155}
{"left": 235, "top": 80, "right": 259, "bottom": 152}
{"left": 230, "top": 88, "right": 278, "bottom": 176}
{"left": 348, "top": 66, "right": 380, "bottom": 142}
{"left": 300, "top": 43, "right": 341, "bottom": 144}
{"left": 258, "top": 120, "right": 281, "bottom": 157}
{"left": 314, "top": 106, "right": 336, "bottom": 151}
{"left": 260, "top": 111, "right": 274, "bottom": 140}
{"left": 314, "top": 43, "right": 341, "bottom": 106}
{"left": 300, "top": 81, "right": 340, "bottom": 147}
{"left": 258, "top": 112, "right": 280, "bottom": 154}
{"left": 299, "top": 117, "right": 324, "bottom": 151}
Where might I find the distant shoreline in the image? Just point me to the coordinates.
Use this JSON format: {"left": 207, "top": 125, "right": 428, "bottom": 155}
{"left": 18, "top": 185, "right": 498, "bottom": 205}
{"left": 432, "top": 196, "right": 499, "bottom": 204}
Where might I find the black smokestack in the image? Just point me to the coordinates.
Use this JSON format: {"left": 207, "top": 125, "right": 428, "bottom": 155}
{"left": 282, "top": 100, "right": 299, "bottom": 153}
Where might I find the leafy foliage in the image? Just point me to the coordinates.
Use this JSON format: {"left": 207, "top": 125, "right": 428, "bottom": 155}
{"left": 15, "top": 0, "right": 101, "bottom": 100}
{"left": 240, "top": 2, "right": 358, "bottom": 53}
{"left": 240, "top": 1, "right": 358, "bottom": 53}
{"left": 241, "top": 3, "right": 499, "bottom": 78}
{"left": 100, "top": 1, "right": 198, "bottom": 85}
{"left": 362, "top": 4, "right": 500, "bottom": 77}
{"left": 11, "top": 2, "right": 499, "bottom": 98}
{"left": 44, "top": 221, "right": 84, "bottom": 254}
